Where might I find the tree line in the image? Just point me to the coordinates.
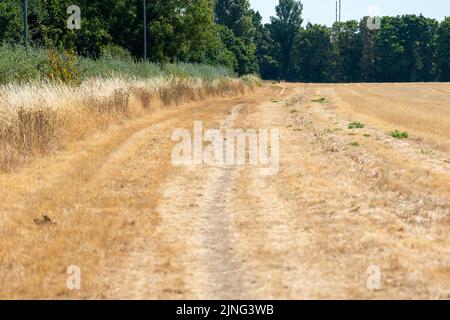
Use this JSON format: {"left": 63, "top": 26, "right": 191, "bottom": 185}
{"left": 0, "top": 0, "right": 449, "bottom": 82}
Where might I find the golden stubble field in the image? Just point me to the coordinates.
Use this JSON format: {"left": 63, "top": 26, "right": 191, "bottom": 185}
{"left": 0, "top": 82, "right": 448, "bottom": 299}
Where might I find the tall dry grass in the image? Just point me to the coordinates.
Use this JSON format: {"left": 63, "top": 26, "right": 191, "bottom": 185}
{"left": 0, "top": 76, "right": 258, "bottom": 171}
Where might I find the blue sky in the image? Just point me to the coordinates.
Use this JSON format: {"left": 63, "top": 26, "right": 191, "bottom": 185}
{"left": 249, "top": 0, "right": 449, "bottom": 25}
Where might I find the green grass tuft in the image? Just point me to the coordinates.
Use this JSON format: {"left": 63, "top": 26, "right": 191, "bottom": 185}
{"left": 390, "top": 130, "right": 409, "bottom": 139}
{"left": 348, "top": 121, "right": 365, "bottom": 129}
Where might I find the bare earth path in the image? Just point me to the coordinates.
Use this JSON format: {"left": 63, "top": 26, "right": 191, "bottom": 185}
{"left": 0, "top": 83, "right": 449, "bottom": 299}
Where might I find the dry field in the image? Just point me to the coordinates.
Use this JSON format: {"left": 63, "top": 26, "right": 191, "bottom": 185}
{"left": 0, "top": 82, "right": 449, "bottom": 299}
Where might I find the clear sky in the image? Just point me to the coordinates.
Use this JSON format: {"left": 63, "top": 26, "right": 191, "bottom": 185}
{"left": 249, "top": 0, "right": 449, "bottom": 25}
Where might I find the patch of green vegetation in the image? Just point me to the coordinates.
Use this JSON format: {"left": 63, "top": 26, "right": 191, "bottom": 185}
{"left": 286, "top": 125, "right": 293, "bottom": 128}
{"left": 363, "top": 134, "right": 371, "bottom": 138}
{"left": 311, "top": 97, "right": 327, "bottom": 103}
{"left": 290, "top": 109, "right": 298, "bottom": 113}
{"left": 348, "top": 121, "right": 365, "bottom": 129}
{"left": 390, "top": 130, "right": 409, "bottom": 139}
{"left": 0, "top": 44, "right": 235, "bottom": 84}
{"left": 271, "top": 98, "right": 281, "bottom": 103}
{"left": 350, "top": 142, "right": 360, "bottom": 147}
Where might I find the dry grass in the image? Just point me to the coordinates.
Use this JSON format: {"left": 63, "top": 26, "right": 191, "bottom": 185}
{"left": 1, "top": 82, "right": 447, "bottom": 299}
{"left": 0, "top": 79, "right": 261, "bottom": 299}
{"left": 0, "top": 76, "right": 256, "bottom": 171}
{"left": 324, "top": 83, "right": 450, "bottom": 151}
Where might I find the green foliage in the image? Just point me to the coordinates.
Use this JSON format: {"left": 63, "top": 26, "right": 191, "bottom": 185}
{"left": 269, "top": 0, "right": 303, "bottom": 79}
{"left": 0, "top": 0, "right": 23, "bottom": 43}
{"left": 291, "top": 24, "right": 334, "bottom": 82}
{"left": 332, "top": 21, "right": 362, "bottom": 82}
{"left": 101, "top": 45, "right": 133, "bottom": 61}
{"left": 348, "top": 121, "right": 365, "bottom": 129}
{"left": 253, "top": 12, "right": 280, "bottom": 79}
{"left": 215, "top": 0, "right": 255, "bottom": 44}
{"left": 0, "top": 0, "right": 449, "bottom": 82}
{"left": 47, "top": 49, "right": 80, "bottom": 84}
{"left": 217, "top": 25, "right": 258, "bottom": 75}
{"left": 371, "top": 15, "right": 439, "bottom": 82}
{"left": 390, "top": 130, "right": 409, "bottom": 139}
{"left": 146, "top": 0, "right": 217, "bottom": 63}
{"left": 80, "top": 58, "right": 235, "bottom": 81}
{"left": 359, "top": 18, "right": 377, "bottom": 82}
{"left": 0, "top": 45, "right": 49, "bottom": 84}
{"left": 215, "top": 0, "right": 259, "bottom": 75}
{"left": 437, "top": 17, "right": 450, "bottom": 81}
{"left": 0, "top": 45, "right": 235, "bottom": 84}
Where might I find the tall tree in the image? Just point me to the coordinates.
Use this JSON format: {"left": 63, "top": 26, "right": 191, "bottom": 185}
{"left": 394, "top": 15, "right": 438, "bottom": 81}
{"left": 374, "top": 16, "right": 404, "bottom": 82}
{"left": 215, "top": 0, "right": 258, "bottom": 74}
{"left": 290, "top": 23, "right": 334, "bottom": 82}
{"left": 359, "top": 17, "right": 378, "bottom": 82}
{"left": 331, "top": 20, "right": 362, "bottom": 82}
{"left": 252, "top": 11, "right": 280, "bottom": 79}
{"left": 269, "top": 0, "right": 303, "bottom": 80}
{"left": 437, "top": 17, "right": 450, "bottom": 81}
{"left": 215, "top": 0, "right": 255, "bottom": 44}
{"left": 0, "top": 0, "right": 24, "bottom": 44}
{"left": 217, "top": 24, "right": 257, "bottom": 75}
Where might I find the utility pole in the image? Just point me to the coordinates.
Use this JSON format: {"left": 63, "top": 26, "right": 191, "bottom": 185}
{"left": 22, "top": 0, "right": 28, "bottom": 49}
{"left": 214, "top": 0, "right": 221, "bottom": 63}
{"left": 335, "top": 1, "right": 338, "bottom": 23}
{"left": 143, "top": 0, "right": 147, "bottom": 60}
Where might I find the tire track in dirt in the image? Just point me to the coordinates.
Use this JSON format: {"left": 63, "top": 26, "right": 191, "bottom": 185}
{"left": 195, "top": 105, "right": 246, "bottom": 298}
{"left": 94, "top": 100, "right": 255, "bottom": 299}
{"left": 156, "top": 104, "right": 249, "bottom": 299}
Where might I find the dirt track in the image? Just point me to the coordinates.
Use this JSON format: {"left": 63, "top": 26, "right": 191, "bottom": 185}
{"left": 0, "top": 83, "right": 449, "bottom": 299}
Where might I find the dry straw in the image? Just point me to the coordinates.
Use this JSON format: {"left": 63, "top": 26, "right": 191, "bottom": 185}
{"left": 0, "top": 76, "right": 258, "bottom": 171}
